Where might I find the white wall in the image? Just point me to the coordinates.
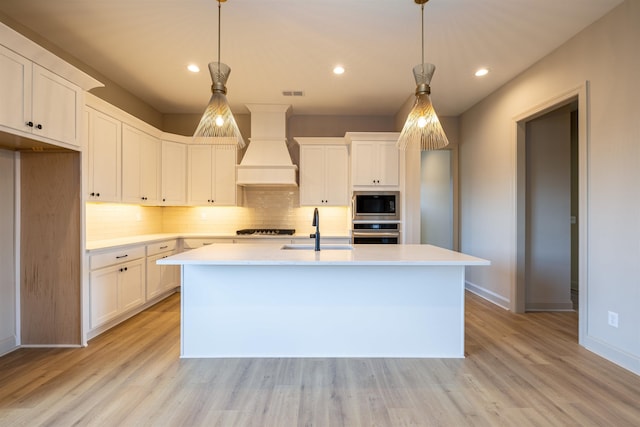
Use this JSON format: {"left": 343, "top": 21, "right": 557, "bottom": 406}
{"left": 0, "top": 149, "right": 16, "bottom": 355}
{"left": 459, "top": 0, "right": 640, "bottom": 373}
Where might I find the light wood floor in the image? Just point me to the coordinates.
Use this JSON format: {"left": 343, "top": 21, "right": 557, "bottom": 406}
{"left": 1, "top": 292, "right": 638, "bottom": 426}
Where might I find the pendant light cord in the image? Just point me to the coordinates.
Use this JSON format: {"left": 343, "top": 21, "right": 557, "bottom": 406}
{"left": 217, "top": 1, "right": 221, "bottom": 70}
{"left": 421, "top": 3, "right": 425, "bottom": 73}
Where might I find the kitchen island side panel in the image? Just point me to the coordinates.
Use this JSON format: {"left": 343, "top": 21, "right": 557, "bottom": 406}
{"left": 181, "top": 264, "right": 465, "bottom": 358}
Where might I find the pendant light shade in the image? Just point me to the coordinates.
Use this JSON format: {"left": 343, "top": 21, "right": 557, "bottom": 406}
{"left": 397, "top": 63, "right": 449, "bottom": 150}
{"left": 397, "top": 0, "right": 449, "bottom": 151}
{"left": 193, "top": 0, "right": 245, "bottom": 148}
{"left": 193, "top": 62, "right": 245, "bottom": 147}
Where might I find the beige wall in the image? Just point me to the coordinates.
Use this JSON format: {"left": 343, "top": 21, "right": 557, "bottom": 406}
{"left": 459, "top": 0, "right": 640, "bottom": 373}
{"left": 0, "top": 12, "right": 164, "bottom": 129}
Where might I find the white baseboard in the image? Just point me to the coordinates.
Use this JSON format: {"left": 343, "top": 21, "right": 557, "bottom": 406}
{"left": 0, "top": 334, "right": 17, "bottom": 357}
{"left": 465, "top": 281, "right": 510, "bottom": 310}
{"left": 583, "top": 335, "right": 640, "bottom": 376}
{"left": 525, "top": 300, "right": 574, "bottom": 311}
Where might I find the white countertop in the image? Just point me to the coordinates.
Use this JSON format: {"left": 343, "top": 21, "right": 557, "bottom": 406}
{"left": 86, "top": 233, "right": 350, "bottom": 251}
{"left": 157, "top": 243, "right": 490, "bottom": 266}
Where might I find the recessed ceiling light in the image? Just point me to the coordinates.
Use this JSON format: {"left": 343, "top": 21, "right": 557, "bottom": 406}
{"left": 333, "top": 66, "right": 345, "bottom": 75}
{"left": 475, "top": 68, "right": 489, "bottom": 77}
{"left": 187, "top": 64, "right": 200, "bottom": 73}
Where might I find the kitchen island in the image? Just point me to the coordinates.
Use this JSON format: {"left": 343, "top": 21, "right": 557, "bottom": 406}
{"left": 159, "top": 244, "right": 489, "bottom": 358}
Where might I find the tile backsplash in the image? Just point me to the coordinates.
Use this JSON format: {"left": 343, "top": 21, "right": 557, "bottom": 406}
{"left": 86, "top": 188, "right": 350, "bottom": 241}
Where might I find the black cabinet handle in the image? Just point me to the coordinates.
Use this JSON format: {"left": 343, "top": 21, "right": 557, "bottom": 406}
{"left": 25, "top": 121, "right": 33, "bottom": 127}
{"left": 115, "top": 254, "right": 128, "bottom": 259}
{"left": 90, "top": 192, "right": 95, "bottom": 197}
{"left": 36, "top": 124, "right": 42, "bottom": 130}
{"left": 96, "top": 193, "right": 100, "bottom": 197}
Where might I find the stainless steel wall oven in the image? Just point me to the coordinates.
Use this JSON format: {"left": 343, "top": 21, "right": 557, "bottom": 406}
{"left": 351, "top": 222, "right": 400, "bottom": 244}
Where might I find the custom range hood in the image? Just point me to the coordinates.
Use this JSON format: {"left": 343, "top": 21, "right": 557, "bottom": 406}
{"left": 236, "top": 104, "right": 298, "bottom": 187}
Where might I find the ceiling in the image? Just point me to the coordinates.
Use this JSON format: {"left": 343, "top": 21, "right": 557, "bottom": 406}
{"left": 0, "top": 0, "right": 623, "bottom": 117}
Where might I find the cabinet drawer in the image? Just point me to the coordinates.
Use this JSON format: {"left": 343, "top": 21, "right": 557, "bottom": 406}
{"left": 146, "top": 240, "right": 177, "bottom": 256}
{"left": 90, "top": 245, "right": 145, "bottom": 270}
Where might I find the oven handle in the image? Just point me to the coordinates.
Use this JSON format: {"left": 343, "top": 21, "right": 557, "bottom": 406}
{"left": 351, "top": 231, "right": 400, "bottom": 238}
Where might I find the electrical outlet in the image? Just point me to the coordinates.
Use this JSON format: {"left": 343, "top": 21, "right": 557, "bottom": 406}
{"left": 608, "top": 311, "right": 619, "bottom": 328}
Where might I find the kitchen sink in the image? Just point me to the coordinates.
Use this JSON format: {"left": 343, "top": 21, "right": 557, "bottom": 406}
{"left": 280, "top": 244, "right": 354, "bottom": 251}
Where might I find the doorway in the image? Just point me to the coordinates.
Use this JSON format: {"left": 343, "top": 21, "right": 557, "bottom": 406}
{"left": 513, "top": 83, "right": 588, "bottom": 344}
{"left": 523, "top": 103, "right": 578, "bottom": 311}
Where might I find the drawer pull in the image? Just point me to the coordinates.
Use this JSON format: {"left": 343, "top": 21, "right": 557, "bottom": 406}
{"left": 159, "top": 245, "right": 168, "bottom": 249}
{"left": 115, "top": 254, "right": 128, "bottom": 259}
{"left": 202, "top": 242, "right": 212, "bottom": 246}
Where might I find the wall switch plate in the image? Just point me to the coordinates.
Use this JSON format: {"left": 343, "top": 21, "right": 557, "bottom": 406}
{"left": 608, "top": 311, "right": 619, "bottom": 328}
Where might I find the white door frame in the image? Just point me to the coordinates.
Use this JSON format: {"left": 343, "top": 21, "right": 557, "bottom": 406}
{"left": 512, "top": 82, "right": 589, "bottom": 345}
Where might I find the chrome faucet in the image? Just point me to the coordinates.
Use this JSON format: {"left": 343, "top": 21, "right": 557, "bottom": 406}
{"left": 310, "top": 207, "right": 320, "bottom": 251}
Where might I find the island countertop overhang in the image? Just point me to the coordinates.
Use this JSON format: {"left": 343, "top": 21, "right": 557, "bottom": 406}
{"left": 157, "top": 243, "right": 490, "bottom": 267}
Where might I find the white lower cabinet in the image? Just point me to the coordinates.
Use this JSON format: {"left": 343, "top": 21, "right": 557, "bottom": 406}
{"left": 89, "top": 245, "right": 145, "bottom": 329}
{"left": 146, "top": 240, "right": 180, "bottom": 300}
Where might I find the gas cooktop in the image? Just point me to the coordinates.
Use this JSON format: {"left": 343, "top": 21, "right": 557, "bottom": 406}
{"left": 236, "top": 228, "right": 296, "bottom": 236}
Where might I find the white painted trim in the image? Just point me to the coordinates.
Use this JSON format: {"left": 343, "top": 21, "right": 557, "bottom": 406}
{"left": 583, "top": 336, "right": 640, "bottom": 376}
{"left": 0, "top": 335, "right": 17, "bottom": 357}
{"left": 20, "top": 345, "right": 83, "bottom": 349}
{"left": 465, "top": 281, "right": 510, "bottom": 310}
{"left": 511, "top": 82, "right": 589, "bottom": 342}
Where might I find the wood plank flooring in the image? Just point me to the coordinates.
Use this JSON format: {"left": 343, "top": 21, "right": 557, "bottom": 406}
{"left": 1, "top": 291, "right": 638, "bottom": 426}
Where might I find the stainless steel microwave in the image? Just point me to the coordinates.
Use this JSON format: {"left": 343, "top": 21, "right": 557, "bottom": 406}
{"left": 352, "top": 191, "right": 400, "bottom": 221}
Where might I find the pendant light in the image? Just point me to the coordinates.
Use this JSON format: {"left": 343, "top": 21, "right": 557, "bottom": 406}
{"left": 397, "top": 0, "right": 449, "bottom": 151}
{"left": 193, "top": 0, "right": 245, "bottom": 148}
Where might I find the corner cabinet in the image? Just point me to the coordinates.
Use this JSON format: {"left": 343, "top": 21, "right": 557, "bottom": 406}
{"left": 122, "top": 124, "right": 160, "bottom": 205}
{"left": 346, "top": 132, "right": 400, "bottom": 188}
{"left": 188, "top": 144, "right": 237, "bottom": 206}
{"left": 296, "top": 137, "right": 349, "bottom": 206}
{"left": 0, "top": 44, "right": 82, "bottom": 148}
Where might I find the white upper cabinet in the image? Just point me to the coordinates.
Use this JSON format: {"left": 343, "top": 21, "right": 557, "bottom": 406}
{"left": 347, "top": 132, "right": 400, "bottom": 188}
{"left": 296, "top": 137, "right": 349, "bottom": 206}
{"left": 122, "top": 124, "right": 160, "bottom": 205}
{"left": 0, "top": 45, "right": 81, "bottom": 148}
{"left": 160, "top": 140, "right": 187, "bottom": 205}
{"left": 86, "top": 107, "right": 121, "bottom": 202}
{"left": 188, "top": 145, "right": 237, "bottom": 206}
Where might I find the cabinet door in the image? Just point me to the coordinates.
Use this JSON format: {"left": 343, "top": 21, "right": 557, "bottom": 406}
{"left": 139, "top": 133, "right": 160, "bottom": 204}
{"left": 0, "top": 45, "right": 30, "bottom": 135}
{"left": 122, "top": 125, "right": 160, "bottom": 204}
{"left": 90, "top": 267, "right": 119, "bottom": 328}
{"left": 212, "top": 147, "right": 237, "bottom": 205}
{"left": 160, "top": 251, "right": 180, "bottom": 292}
{"left": 351, "top": 141, "right": 377, "bottom": 186}
{"left": 188, "top": 145, "right": 213, "bottom": 205}
{"left": 31, "top": 64, "right": 80, "bottom": 146}
{"left": 324, "top": 145, "right": 349, "bottom": 205}
{"left": 161, "top": 141, "right": 187, "bottom": 205}
{"left": 118, "top": 259, "right": 145, "bottom": 312}
{"left": 378, "top": 141, "right": 399, "bottom": 186}
{"left": 299, "top": 145, "right": 326, "bottom": 206}
{"left": 146, "top": 253, "right": 163, "bottom": 300}
{"left": 87, "top": 108, "right": 121, "bottom": 201}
